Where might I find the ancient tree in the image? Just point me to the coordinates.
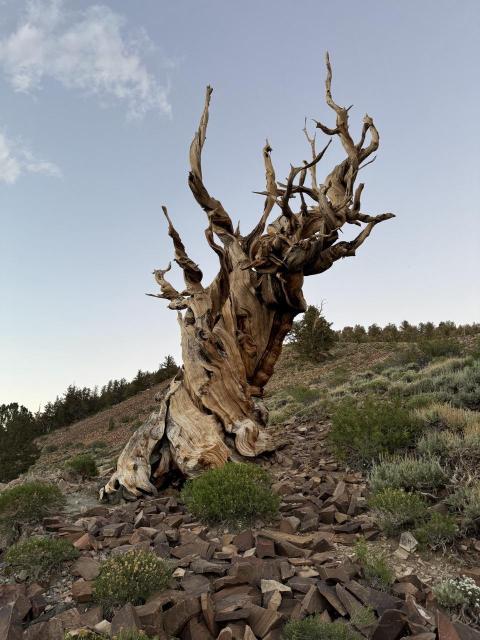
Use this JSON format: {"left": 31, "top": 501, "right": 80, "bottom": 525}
{"left": 102, "top": 54, "right": 394, "bottom": 499}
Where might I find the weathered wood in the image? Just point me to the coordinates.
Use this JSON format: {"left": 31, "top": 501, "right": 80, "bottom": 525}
{"left": 102, "top": 53, "right": 394, "bottom": 499}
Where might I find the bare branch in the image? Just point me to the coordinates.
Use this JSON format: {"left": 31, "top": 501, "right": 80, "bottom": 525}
{"left": 188, "top": 86, "right": 234, "bottom": 238}
{"left": 162, "top": 206, "right": 203, "bottom": 292}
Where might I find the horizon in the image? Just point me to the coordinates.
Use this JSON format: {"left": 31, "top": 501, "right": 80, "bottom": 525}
{"left": 2, "top": 0, "right": 479, "bottom": 412}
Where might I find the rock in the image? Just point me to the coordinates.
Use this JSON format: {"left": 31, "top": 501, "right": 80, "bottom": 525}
{"left": 279, "top": 517, "right": 300, "bottom": 534}
{"left": 23, "top": 620, "right": 63, "bottom": 640}
{"left": 163, "top": 596, "right": 201, "bottom": 637}
{"left": 372, "top": 609, "right": 408, "bottom": 640}
{"left": 79, "top": 605, "right": 103, "bottom": 627}
{"left": 247, "top": 605, "right": 283, "bottom": 638}
{"left": 394, "top": 546, "right": 410, "bottom": 561}
{"left": 345, "top": 580, "right": 403, "bottom": 616}
{"left": 317, "top": 582, "right": 347, "bottom": 616}
{"left": 70, "top": 556, "right": 100, "bottom": 581}
{"left": 71, "top": 579, "right": 93, "bottom": 603}
{"left": 0, "top": 605, "right": 22, "bottom": 640}
{"left": 232, "top": 530, "right": 254, "bottom": 552}
{"left": 201, "top": 592, "right": 217, "bottom": 637}
{"left": 171, "top": 541, "right": 214, "bottom": 560}
{"left": 135, "top": 599, "right": 165, "bottom": 636}
{"left": 181, "top": 574, "right": 211, "bottom": 596}
{"left": 399, "top": 531, "right": 418, "bottom": 553}
{"left": 187, "top": 617, "right": 214, "bottom": 639}
{"left": 94, "top": 619, "right": 111, "bottom": 635}
{"left": 191, "top": 558, "right": 228, "bottom": 575}
{"left": 111, "top": 603, "right": 141, "bottom": 635}
{"left": 300, "top": 585, "right": 327, "bottom": 615}
{"left": 437, "top": 610, "right": 461, "bottom": 640}
{"left": 255, "top": 537, "right": 276, "bottom": 559}
{"left": 73, "top": 533, "right": 96, "bottom": 551}
{"left": 260, "top": 580, "right": 291, "bottom": 595}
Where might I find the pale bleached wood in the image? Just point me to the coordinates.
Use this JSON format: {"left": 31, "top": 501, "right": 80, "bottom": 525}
{"left": 102, "top": 53, "right": 394, "bottom": 499}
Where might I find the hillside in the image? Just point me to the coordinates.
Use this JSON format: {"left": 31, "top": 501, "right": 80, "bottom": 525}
{"left": 1, "top": 337, "right": 479, "bottom": 638}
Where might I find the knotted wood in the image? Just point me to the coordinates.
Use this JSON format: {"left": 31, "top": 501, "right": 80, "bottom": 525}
{"left": 102, "top": 53, "right": 394, "bottom": 500}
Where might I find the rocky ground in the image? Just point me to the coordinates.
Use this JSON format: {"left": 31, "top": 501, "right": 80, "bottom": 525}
{"left": 1, "top": 420, "right": 479, "bottom": 638}
{"left": 1, "top": 343, "right": 479, "bottom": 639}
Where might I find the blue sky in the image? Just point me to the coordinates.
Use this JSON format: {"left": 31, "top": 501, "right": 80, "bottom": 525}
{"left": 1, "top": 0, "right": 479, "bottom": 411}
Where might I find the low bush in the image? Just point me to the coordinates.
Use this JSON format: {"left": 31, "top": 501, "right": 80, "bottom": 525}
{"left": 44, "top": 444, "right": 58, "bottom": 453}
{"left": 286, "top": 385, "right": 321, "bottom": 404}
{"left": 107, "top": 417, "right": 116, "bottom": 431}
{"left": 282, "top": 617, "right": 362, "bottom": 640}
{"left": 329, "top": 397, "right": 421, "bottom": 467}
{"left": 181, "top": 462, "right": 279, "bottom": 527}
{"left": 93, "top": 550, "right": 171, "bottom": 615}
{"left": 414, "top": 512, "right": 458, "bottom": 550}
{"left": 417, "top": 429, "right": 480, "bottom": 471}
{"left": 353, "top": 538, "right": 394, "bottom": 590}
{"left": 419, "top": 339, "right": 462, "bottom": 360}
{"left": 65, "top": 453, "right": 98, "bottom": 478}
{"left": 368, "top": 489, "right": 428, "bottom": 536}
{"left": 433, "top": 576, "right": 480, "bottom": 616}
{"left": 0, "top": 482, "right": 64, "bottom": 537}
{"left": 5, "top": 536, "right": 78, "bottom": 580}
{"left": 446, "top": 484, "right": 480, "bottom": 533}
{"left": 414, "top": 403, "right": 480, "bottom": 432}
{"left": 368, "top": 454, "right": 447, "bottom": 493}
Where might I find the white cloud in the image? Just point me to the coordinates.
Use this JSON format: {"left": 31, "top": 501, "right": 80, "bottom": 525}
{"left": 0, "top": 130, "right": 61, "bottom": 183}
{"left": 0, "top": 0, "right": 171, "bottom": 119}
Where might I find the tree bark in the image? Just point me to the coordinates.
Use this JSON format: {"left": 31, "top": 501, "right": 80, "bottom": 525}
{"left": 101, "top": 54, "right": 394, "bottom": 500}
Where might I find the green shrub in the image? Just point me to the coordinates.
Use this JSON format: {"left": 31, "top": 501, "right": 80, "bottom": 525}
{"left": 414, "top": 403, "right": 480, "bottom": 432}
{"left": 414, "top": 512, "right": 458, "bottom": 550}
{"left": 181, "top": 462, "right": 279, "bottom": 527}
{"left": 446, "top": 484, "right": 480, "bottom": 533}
{"left": 286, "top": 386, "right": 321, "bottom": 404}
{"left": 107, "top": 417, "right": 116, "bottom": 431}
{"left": 369, "top": 454, "right": 447, "bottom": 493}
{"left": 5, "top": 536, "right": 78, "bottom": 580}
{"left": 282, "top": 617, "right": 362, "bottom": 640}
{"left": 329, "top": 397, "right": 421, "bottom": 467}
{"left": 433, "top": 577, "right": 480, "bottom": 614}
{"left": 120, "top": 415, "right": 131, "bottom": 424}
{"left": 0, "top": 482, "right": 64, "bottom": 536}
{"left": 65, "top": 453, "right": 98, "bottom": 478}
{"left": 368, "top": 489, "right": 428, "bottom": 536}
{"left": 94, "top": 550, "right": 171, "bottom": 615}
{"left": 419, "top": 339, "right": 462, "bottom": 360}
{"left": 354, "top": 538, "right": 394, "bottom": 590}
{"left": 417, "top": 429, "right": 480, "bottom": 471}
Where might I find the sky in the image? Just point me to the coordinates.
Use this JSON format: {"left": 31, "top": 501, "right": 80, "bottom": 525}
{"left": 1, "top": 0, "right": 479, "bottom": 412}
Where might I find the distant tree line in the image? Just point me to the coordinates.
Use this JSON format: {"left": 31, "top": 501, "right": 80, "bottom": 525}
{"left": 0, "top": 356, "right": 178, "bottom": 483}
{"left": 36, "top": 355, "right": 178, "bottom": 434}
{"left": 336, "top": 320, "right": 480, "bottom": 343}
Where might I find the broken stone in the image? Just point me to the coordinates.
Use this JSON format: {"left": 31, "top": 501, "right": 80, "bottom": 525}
{"left": 260, "top": 580, "right": 291, "bottom": 594}
{"left": 247, "top": 604, "right": 283, "bottom": 638}
{"left": 0, "top": 604, "right": 22, "bottom": 640}
{"left": 372, "top": 609, "right": 408, "bottom": 640}
{"left": 70, "top": 556, "right": 100, "bottom": 581}
{"left": 163, "top": 596, "right": 201, "bottom": 637}
{"left": 71, "top": 579, "right": 93, "bottom": 603}
{"left": 399, "top": 531, "right": 418, "bottom": 553}
{"left": 255, "top": 537, "right": 276, "bottom": 559}
{"left": 233, "top": 530, "right": 254, "bottom": 552}
{"left": 111, "top": 603, "right": 141, "bottom": 636}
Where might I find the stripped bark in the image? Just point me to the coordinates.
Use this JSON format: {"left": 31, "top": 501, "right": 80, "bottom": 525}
{"left": 102, "top": 53, "right": 394, "bottom": 500}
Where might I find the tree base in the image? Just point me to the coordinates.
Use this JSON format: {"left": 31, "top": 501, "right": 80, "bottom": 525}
{"left": 100, "top": 377, "right": 276, "bottom": 502}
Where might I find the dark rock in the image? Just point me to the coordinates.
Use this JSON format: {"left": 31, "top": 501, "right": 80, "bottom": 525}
{"left": 163, "top": 596, "right": 201, "bottom": 637}
{"left": 232, "top": 530, "right": 254, "bottom": 552}
{"left": 255, "top": 537, "right": 276, "bottom": 559}
{"left": 111, "top": 603, "right": 141, "bottom": 635}
{"left": 0, "top": 605, "right": 22, "bottom": 640}
{"left": 247, "top": 604, "right": 283, "bottom": 638}
{"left": 71, "top": 579, "right": 93, "bottom": 603}
{"left": 71, "top": 556, "right": 100, "bottom": 581}
{"left": 181, "top": 574, "right": 211, "bottom": 596}
{"left": 372, "top": 609, "right": 408, "bottom": 640}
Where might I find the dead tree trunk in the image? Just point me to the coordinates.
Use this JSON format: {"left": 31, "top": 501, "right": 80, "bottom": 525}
{"left": 102, "top": 54, "right": 394, "bottom": 500}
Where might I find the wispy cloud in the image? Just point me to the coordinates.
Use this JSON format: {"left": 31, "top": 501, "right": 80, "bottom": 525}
{"left": 0, "top": 0, "right": 172, "bottom": 119}
{"left": 0, "top": 130, "right": 61, "bottom": 184}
